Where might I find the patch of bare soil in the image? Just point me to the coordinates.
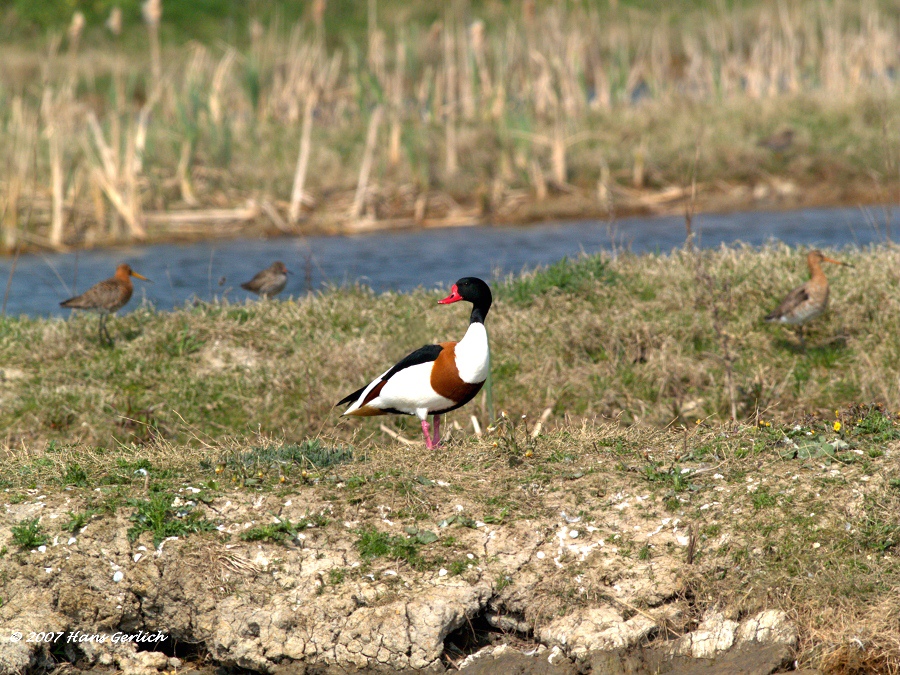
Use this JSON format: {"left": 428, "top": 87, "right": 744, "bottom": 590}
{"left": 0, "top": 476, "right": 799, "bottom": 674}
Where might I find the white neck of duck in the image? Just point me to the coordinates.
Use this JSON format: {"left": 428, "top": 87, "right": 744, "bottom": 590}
{"left": 455, "top": 322, "right": 490, "bottom": 384}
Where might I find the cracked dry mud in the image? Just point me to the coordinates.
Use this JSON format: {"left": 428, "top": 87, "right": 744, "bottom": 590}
{"left": 1, "top": 485, "right": 798, "bottom": 674}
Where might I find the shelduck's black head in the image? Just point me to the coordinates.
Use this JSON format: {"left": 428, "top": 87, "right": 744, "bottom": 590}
{"left": 438, "top": 277, "right": 492, "bottom": 323}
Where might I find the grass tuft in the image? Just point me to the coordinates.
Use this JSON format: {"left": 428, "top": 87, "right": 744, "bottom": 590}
{"left": 241, "top": 515, "right": 326, "bottom": 545}
{"left": 354, "top": 527, "right": 434, "bottom": 571}
{"left": 127, "top": 491, "right": 216, "bottom": 546}
{"left": 11, "top": 518, "right": 48, "bottom": 549}
{"left": 498, "top": 256, "right": 618, "bottom": 307}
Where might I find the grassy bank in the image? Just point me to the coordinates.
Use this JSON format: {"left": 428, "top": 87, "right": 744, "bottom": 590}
{"left": 0, "top": 244, "right": 894, "bottom": 447}
{"left": 1, "top": 0, "right": 900, "bottom": 250}
{"left": 4, "top": 246, "right": 900, "bottom": 670}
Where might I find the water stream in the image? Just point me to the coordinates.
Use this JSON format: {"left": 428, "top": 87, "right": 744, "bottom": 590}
{"left": 1, "top": 205, "right": 895, "bottom": 318}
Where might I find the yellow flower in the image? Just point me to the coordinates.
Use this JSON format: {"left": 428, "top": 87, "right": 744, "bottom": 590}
{"left": 833, "top": 421, "right": 842, "bottom": 432}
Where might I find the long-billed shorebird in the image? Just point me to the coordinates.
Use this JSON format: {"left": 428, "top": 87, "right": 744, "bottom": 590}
{"left": 60, "top": 263, "right": 150, "bottom": 344}
{"left": 241, "top": 261, "right": 290, "bottom": 299}
{"left": 337, "top": 277, "right": 492, "bottom": 449}
{"left": 765, "top": 250, "right": 851, "bottom": 345}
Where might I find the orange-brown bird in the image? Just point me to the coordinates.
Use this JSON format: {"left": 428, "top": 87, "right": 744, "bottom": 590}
{"left": 765, "top": 250, "right": 850, "bottom": 346}
{"left": 60, "top": 263, "right": 150, "bottom": 344}
{"left": 240, "top": 261, "right": 289, "bottom": 299}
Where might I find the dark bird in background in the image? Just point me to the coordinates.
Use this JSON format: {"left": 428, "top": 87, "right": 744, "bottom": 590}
{"left": 757, "top": 129, "right": 794, "bottom": 153}
{"left": 241, "top": 261, "right": 290, "bottom": 299}
{"left": 60, "top": 263, "right": 150, "bottom": 345}
{"left": 765, "top": 250, "right": 851, "bottom": 346}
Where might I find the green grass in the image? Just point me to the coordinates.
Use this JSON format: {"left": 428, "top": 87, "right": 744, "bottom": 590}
{"left": 241, "top": 515, "right": 326, "bottom": 544}
{"left": 127, "top": 491, "right": 217, "bottom": 546}
{"left": 63, "top": 508, "right": 98, "bottom": 534}
{"left": 2, "top": 248, "right": 900, "bottom": 671}
{"left": 751, "top": 487, "right": 777, "bottom": 510}
{"left": 11, "top": 518, "right": 48, "bottom": 549}
{"left": 218, "top": 441, "right": 354, "bottom": 474}
{"left": 0, "top": 245, "right": 894, "bottom": 452}
{"left": 1, "top": 396, "right": 900, "bottom": 669}
{"left": 498, "top": 256, "right": 619, "bottom": 307}
{"left": 354, "top": 527, "right": 436, "bottom": 571}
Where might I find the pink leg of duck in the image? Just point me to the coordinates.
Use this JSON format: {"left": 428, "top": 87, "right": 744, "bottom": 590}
{"left": 421, "top": 419, "right": 435, "bottom": 450}
{"left": 431, "top": 415, "right": 442, "bottom": 448}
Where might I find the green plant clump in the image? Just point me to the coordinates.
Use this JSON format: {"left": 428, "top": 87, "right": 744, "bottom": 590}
{"left": 11, "top": 518, "right": 48, "bottom": 549}
{"left": 354, "top": 527, "right": 434, "bottom": 570}
{"left": 127, "top": 492, "right": 216, "bottom": 546}
{"left": 240, "top": 516, "right": 326, "bottom": 544}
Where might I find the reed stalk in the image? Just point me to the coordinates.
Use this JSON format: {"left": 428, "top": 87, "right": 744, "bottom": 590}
{"left": 443, "top": 15, "right": 458, "bottom": 177}
{"left": 350, "top": 105, "right": 384, "bottom": 221}
{"left": 388, "top": 39, "right": 405, "bottom": 168}
{"left": 289, "top": 90, "right": 319, "bottom": 223}
{"left": 143, "top": 0, "right": 163, "bottom": 89}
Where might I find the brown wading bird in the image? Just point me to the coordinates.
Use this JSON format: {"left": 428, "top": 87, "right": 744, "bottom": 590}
{"left": 241, "top": 261, "right": 290, "bottom": 298}
{"left": 757, "top": 129, "right": 795, "bottom": 153}
{"left": 60, "top": 263, "right": 150, "bottom": 345}
{"left": 764, "top": 250, "right": 851, "bottom": 346}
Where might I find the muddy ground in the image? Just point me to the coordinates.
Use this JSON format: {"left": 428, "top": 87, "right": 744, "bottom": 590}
{"left": 0, "top": 435, "right": 812, "bottom": 675}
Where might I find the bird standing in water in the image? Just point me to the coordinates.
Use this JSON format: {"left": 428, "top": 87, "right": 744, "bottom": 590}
{"left": 765, "top": 250, "right": 850, "bottom": 346}
{"left": 60, "top": 263, "right": 150, "bottom": 345}
{"left": 241, "top": 261, "right": 290, "bottom": 299}
{"left": 337, "top": 277, "right": 492, "bottom": 449}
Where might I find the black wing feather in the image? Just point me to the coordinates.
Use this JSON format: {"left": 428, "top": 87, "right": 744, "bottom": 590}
{"left": 336, "top": 344, "right": 445, "bottom": 407}
{"left": 336, "top": 385, "right": 368, "bottom": 407}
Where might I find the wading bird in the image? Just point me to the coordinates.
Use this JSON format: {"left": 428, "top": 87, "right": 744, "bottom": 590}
{"left": 765, "top": 250, "right": 850, "bottom": 346}
{"left": 241, "top": 261, "right": 290, "bottom": 298}
{"left": 60, "top": 263, "right": 150, "bottom": 345}
{"left": 337, "top": 277, "right": 492, "bottom": 449}
{"left": 757, "top": 129, "right": 795, "bottom": 153}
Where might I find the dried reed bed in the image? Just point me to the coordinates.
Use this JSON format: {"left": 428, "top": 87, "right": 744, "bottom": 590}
{"left": 1, "top": 1, "right": 900, "bottom": 250}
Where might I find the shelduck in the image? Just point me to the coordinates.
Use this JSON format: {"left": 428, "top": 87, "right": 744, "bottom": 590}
{"left": 241, "top": 261, "right": 290, "bottom": 299}
{"left": 60, "top": 263, "right": 150, "bottom": 345}
{"left": 764, "top": 250, "right": 850, "bottom": 345}
{"left": 337, "top": 277, "right": 492, "bottom": 449}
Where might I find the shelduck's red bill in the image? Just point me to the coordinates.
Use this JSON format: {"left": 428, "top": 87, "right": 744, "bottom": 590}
{"left": 438, "top": 284, "right": 462, "bottom": 304}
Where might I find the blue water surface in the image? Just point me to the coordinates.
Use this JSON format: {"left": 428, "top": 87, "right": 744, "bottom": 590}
{"left": 0, "top": 205, "right": 896, "bottom": 318}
